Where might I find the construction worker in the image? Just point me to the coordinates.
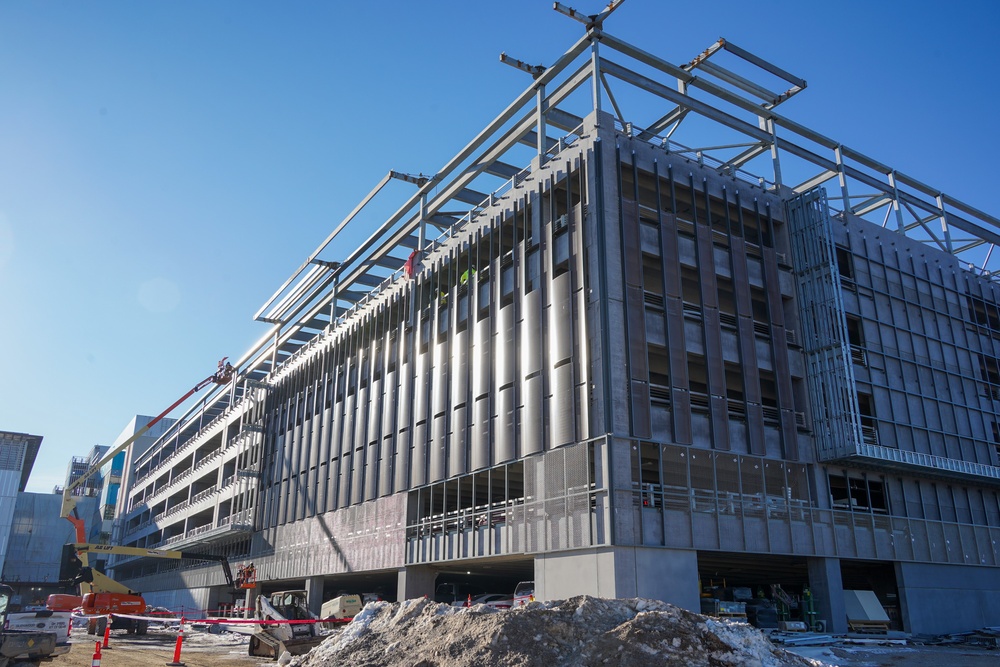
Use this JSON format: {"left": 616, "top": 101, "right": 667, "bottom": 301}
{"left": 214, "top": 358, "right": 235, "bottom": 384}
{"left": 236, "top": 562, "right": 255, "bottom": 588}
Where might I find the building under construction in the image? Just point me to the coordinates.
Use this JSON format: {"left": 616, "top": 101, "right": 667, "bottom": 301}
{"left": 110, "top": 5, "right": 1000, "bottom": 634}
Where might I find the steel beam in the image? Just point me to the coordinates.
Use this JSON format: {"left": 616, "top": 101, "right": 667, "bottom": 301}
{"left": 254, "top": 171, "right": 393, "bottom": 321}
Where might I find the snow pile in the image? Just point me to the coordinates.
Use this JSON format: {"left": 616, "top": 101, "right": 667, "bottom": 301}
{"left": 289, "top": 595, "right": 827, "bottom": 667}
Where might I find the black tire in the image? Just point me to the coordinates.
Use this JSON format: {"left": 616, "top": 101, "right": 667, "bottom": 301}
{"left": 86, "top": 619, "right": 97, "bottom": 635}
{"left": 136, "top": 620, "right": 148, "bottom": 635}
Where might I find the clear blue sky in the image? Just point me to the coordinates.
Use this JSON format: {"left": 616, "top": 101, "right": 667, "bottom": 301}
{"left": 2, "top": 1, "right": 998, "bottom": 493}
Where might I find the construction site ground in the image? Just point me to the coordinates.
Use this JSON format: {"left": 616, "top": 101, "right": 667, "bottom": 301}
{"left": 57, "top": 626, "right": 261, "bottom": 667}
{"left": 51, "top": 604, "right": 998, "bottom": 667}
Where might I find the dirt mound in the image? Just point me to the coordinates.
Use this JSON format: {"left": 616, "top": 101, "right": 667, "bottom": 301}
{"left": 290, "top": 596, "right": 824, "bottom": 667}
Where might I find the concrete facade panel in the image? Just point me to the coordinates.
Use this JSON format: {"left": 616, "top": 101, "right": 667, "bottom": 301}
{"left": 896, "top": 561, "right": 1000, "bottom": 634}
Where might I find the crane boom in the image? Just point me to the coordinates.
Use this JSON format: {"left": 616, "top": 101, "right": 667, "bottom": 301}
{"left": 68, "top": 542, "right": 238, "bottom": 591}
{"left": 60, "top": 358, "right": 235, "bottom": 519}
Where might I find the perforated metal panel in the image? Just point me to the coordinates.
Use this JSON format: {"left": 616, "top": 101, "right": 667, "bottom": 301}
{"left": 403, "top": 440, "right": 601, "bottom": 564}
{"left": 364, "top": 438, "right": 378, "bottom": 503}
{"left": 410, "top": 422, "right": 427, "bottom": 488}
{"left": 496, "top": 306, "right": 515, "bottom": 388}
{"left": 368, "top": 378, "right": 383, "bottom": 447}
{"left": 432, "top": 340, "right": 449, "bottom": 419}
{"left": 449, "top": 405, "right": 468, "bottom": 476}
{"left": 550, "top": 273, "right": 574, "bottom": 363}
{"left": 430, "top": 415, "right": 447, "bottom": 482}
{"left": 471, "top": 398, "right": 491, "bottom": 470}
{"left": 495, "top": 388, "right": 515, "bottom": 464}
{"left": 307, "top": 414, "right": 321, "bottom": 472}
{"left": 521, "top": 290, "right": 542, "bottom": 375}
{"left": 521, "top": 376, "right": 543, "bottom": 455}
{"left": 341, "top": 393, "right": 356, "bottom": 458}
{"left": 380, "top": 371, "right": 396, "bottom": 440}
{"left": 551, "top": 364, "right": 575, "bottom": 447}
{"left": 473, "top": 317, "right": 492, "bottom": 399}
{"left": 451, "top": 331, "right": 469, "bottom": 407}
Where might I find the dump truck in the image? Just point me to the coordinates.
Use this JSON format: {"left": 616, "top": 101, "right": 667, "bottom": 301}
{"left": 249, "top": 590, "right": 325, "bottom": 659}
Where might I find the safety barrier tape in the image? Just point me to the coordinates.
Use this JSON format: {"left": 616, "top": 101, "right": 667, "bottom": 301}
{"left": 105, "top": 613, "right": 182, "bottom": 623}
{"left": 71, "top": 612, "right": 347, "bottom": 627}
{"left": 185, "top": 617, "right": 349, "bottom": 626}
{"left": 70, "top": 612, "right": 181, "bottom": 623}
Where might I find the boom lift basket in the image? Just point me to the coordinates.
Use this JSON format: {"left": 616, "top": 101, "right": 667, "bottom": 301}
{"left": 236, "top": 563, "right": 257, "bottom": 589}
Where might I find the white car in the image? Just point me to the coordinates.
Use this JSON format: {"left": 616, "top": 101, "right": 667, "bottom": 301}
{"left": 451, "top": 593, "right": 514, "bottom": 609}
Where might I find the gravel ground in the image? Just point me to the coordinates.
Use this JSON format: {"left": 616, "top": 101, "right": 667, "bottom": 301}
{"left": 55, "top": 626, "right": 264, "bottom": 667}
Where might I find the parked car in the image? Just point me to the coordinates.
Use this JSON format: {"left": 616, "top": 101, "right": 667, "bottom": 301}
{"left": 361, "top": 592, "right": 384, "bottom": 605}
{"left": 451, "top": 593, "right": 513, "bottom": 609}
{"left": 513, "top": 581, "right": 535, "bottom": 606}
{"left": 146, "top": 606, "right": 179, "bottom": 627}
{"left": 434, "top": 582, "right": 484, "bottom": 605}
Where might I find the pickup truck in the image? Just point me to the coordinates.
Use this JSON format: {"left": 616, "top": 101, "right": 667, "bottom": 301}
{"left": 0, "top": 585, "right": 64, "bottom": 666}
{"left": 7, "top": 610, "right": 71, "bottom": 648}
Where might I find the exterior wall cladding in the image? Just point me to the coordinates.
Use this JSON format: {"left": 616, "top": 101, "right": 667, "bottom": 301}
{"left": 115, "top": 48, "right": 1000, "bottom": 637}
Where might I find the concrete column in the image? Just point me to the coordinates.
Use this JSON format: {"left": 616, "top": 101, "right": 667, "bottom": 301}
{"left": 305, "top": 575, "right": 324, "bottom": 616}
{"left": 807, "top": 557, "right": 846, "bottom": 634}
{"left": 204, "top": 587, "right": 221, "bottom": 617}
{"left": 243, "top": 587, "right": 254, "bottom": 618}
{"left": 537, "top": 549, "right": 607, "bottom": 601}
{"left": 630, "top": 547, "right": 699, "bottom": 611}
{"left": 397, "top": 565, "right": 437, "bottom": 602}
{"left": 537, "top": 547, "right": 699, "bottom": 612}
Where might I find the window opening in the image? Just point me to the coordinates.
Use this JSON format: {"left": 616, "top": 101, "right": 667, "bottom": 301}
{"left": 836, "top": 245, "right": 854, "bottom": 282}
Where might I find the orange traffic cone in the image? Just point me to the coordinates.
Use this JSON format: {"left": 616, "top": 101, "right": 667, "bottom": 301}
{"left": 166, "top": 616, "right": 186, "bottom": 667}
{"left": 92, "top": 641, "right": 101, "bottom": 667}
{"left": 102, "top": 615, "right": 111, "bottom": 649}
{"left": 465, "top": 594, "right": 471, "bottom": 608}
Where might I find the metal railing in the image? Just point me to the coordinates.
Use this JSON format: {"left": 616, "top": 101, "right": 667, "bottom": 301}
{"left": 856, "top": 443, "right": 1000, "bottom": 481}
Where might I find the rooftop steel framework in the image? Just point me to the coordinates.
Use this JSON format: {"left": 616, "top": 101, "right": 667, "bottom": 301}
{"left": 139, "top": 1, "right": 1000, "bottom": 459}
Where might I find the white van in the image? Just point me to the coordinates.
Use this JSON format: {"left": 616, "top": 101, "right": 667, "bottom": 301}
{"left": 513, "top": 581, "right": 534, "bottom": 606}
